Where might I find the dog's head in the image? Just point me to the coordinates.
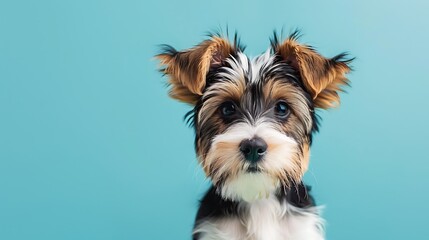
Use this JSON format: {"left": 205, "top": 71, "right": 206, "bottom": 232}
{"left": 157, "top": 32, "right": 352, "bottom": 202}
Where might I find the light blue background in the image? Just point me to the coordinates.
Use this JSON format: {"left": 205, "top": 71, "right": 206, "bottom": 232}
{"left": 1, "top": 0, "right": 428, "bottom": 239}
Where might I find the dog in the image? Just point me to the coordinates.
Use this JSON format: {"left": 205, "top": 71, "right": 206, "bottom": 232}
{"left": 156, "top": 31, "right": 352, "bottom": 240}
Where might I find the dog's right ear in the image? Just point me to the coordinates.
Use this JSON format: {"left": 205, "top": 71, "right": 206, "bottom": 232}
{"left": 272, "top": 31, "right": 353, "bottom": 109}
{"left": 156, "top": 37, "right": 234, "bottom": 105}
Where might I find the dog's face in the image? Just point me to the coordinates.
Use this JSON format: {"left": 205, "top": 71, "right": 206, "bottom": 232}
{"left": 157, "top": 32, "right": 351, "bottom": 202}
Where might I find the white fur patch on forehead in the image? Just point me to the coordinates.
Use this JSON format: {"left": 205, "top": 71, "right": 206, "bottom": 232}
{"left": 216, "top": 49, "right": 277, "bottom": 84}
{"left": 250, "top": 49, "right": 276, "bottom": 83}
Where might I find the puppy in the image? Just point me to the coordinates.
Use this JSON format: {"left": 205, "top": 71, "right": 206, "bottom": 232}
{"left": 157, "top": 31, "right": 352, "bottom": 240}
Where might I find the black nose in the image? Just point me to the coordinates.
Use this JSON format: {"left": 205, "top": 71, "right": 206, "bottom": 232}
{"left": 239, "top": 137, "right": 268, "bottom": 163}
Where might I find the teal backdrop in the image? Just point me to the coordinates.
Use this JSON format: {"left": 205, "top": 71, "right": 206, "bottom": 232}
{"left": 1, "top": 0, "right": 428, "bottom": 239}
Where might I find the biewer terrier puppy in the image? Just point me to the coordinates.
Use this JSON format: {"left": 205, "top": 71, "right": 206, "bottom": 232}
{"left": 157, "top": 31, "right": 352, "bottom": 240}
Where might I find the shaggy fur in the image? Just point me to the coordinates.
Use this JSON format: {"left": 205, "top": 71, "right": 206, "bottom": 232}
{"left": 156, "top": 30, "right": 352, "bottom": 240}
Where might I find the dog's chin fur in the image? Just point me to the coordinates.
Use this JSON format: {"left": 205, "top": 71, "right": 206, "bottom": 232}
{"left": 219, "top": 172, "right": 279, "bottom": 202}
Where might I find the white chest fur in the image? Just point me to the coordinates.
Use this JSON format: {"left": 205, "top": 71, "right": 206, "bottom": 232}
{"left": 194, "top": 196, "right": 325, "bottom": 240}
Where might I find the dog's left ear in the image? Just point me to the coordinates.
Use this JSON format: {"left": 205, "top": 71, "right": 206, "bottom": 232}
{"left": 273, "top": 35, "right": 353, "bottom": 109}
{"left": 156, "top": 37, "right": 234, "bottom": 105}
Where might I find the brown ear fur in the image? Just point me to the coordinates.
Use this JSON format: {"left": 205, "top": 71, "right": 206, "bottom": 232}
{"left": 275, "top": 34, "right": 352, "bottom": 109}
{"left": 156, "top": 37, "right": 234, "bottom": 105}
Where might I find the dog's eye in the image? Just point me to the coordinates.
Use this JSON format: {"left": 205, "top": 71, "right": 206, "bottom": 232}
{"left": 274, "top": 101, "right": 290, "bottom": 119}
{"left": 220, "top": 101, "right": 236, "bottom": 117}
